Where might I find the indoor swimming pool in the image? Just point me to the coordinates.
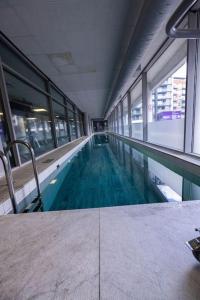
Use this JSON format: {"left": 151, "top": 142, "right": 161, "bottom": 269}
{"left": 37, "top": 134, "right": 200, "bottom": 211}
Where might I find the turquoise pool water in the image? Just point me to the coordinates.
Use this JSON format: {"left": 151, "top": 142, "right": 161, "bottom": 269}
{"left": 40, "top": 134, "right": 200, "bottom": 211}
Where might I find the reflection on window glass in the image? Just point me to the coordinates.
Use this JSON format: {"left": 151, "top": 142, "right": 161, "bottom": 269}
{"left": 110, "top": 112, "right": 114, "bottom": 132}
{"left": 193, "top": 43, "right": 200, "bottom": 155}
{"left": 0, "top": 97, "right": 13, "bottom": 175}
{"left": 67, "top": 102, "right": 74, "bottom": 111}
{"left": 0, "top": 41, "right": 46, "bottom": 90}
{"left": 114, "top": 109, "right": 117, "bottom": 133}
{"left": 130, "top": 80, "right": 143, "bottom": 140}
{"left": 75, "top": 111, "right": 81, "bottom": 138}
{"left": 79, "top": 112, "right": 84, "bottom": 136}
{"left": 118, "top": 104, "right": 122, "bottom": 134}
{"left": 5, "top": 71, "right": 54, "bottom": 162}
{"left": 68, "top": 109, "right": 77, "bottom": 140}
{"left": 123, "top": 96, "right": 129, "bottom": 136}
{"left": 52, "top": 101, "right": 69, "bottom": 146}
{"left": 147, "top": 39, "right": 187, "bottom": 150}
{"left": 50, "top": 85, "right": 64, "bottom": 104}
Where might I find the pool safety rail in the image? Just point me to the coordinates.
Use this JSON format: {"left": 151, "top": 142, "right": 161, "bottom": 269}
{"left": 4, "top": 140, "right": 42, "bottom": 214}
{"left": 0, "top": 151, "right": 17, "bottom": 214}
{"left": 166, "top": 0, "right": 200, "bottom": 39}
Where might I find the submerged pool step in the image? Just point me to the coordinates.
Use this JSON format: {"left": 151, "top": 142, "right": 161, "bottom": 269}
{"left": 23, "top": 196, "right": 43, "bottom": 213}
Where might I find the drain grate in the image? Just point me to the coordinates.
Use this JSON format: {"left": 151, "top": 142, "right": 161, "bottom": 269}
{"left": 42, "top": 158, "right": 54, "bottom": 164}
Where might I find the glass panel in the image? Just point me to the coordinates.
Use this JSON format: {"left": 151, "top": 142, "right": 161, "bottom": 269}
{"left": 114, "top": 108, "right": 117, "bottom": 133}
{"left": 50, "top": 85, "right": 64, "bottom": 104}
{"left": 67, "top": 102, "right": 74, "bottom": 112}
{"left": 147, "top": 39, "right": 187, "bottom": 150}
{"left": 193, "top": 42, "right": 200, "bottom": 154}
{"left": 79, "top": 112, "right": 84, "bottom": 136}
{"left": 0, "top": 39, "right": 46, "bottom": 90}
{"left": 122, "top": 96, "right": 129, "bottom": 136}
{"left": 5, "top": 71, "right": 54, "bottom": 162}
{"left": 68, "top": 109, "right": 77, "bottom": 140}
{"left": 76, "top": 113, "right": 81, "bottom": 138}
{"left": 0, "top": 96, "right": 12, "bottom": 175}
{"left": 130, "top": 80, "right": 143, "bottom": 140}
{"left": 118, "top": 104, "right": 122, "bottom": 134}
{"left": 52, "top": 101, "right": 69, "bottom": 146}
{"left": 116, "top": 106, "right": 119, "bottom": 133}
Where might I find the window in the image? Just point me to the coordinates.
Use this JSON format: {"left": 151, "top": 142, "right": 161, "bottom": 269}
{"left": 111, "top": 112, "right": 114, "bottom": 132}
{"left": 68, "top": 109, "right": 77, "bottom": 140}
{"left": 0, "top": 39, "right": 46, "bottom": 90}
{"left": 5, "top": 71, "right": 54, "bottom": 162}
{"left": 193, "top": 42, "right": 200, "bottom": 155}
{"left": 52, "top": 101, "right": 69, "bottom": 146}
{"left": 50, "top": 85, "right": 64, "bottom": 105}
{"left": 115, "top": 106, "right": 119, "bottom": 133}
{"left": 130, "top": 80, "right": 143, "bottom": 140}
{"left": 0, "top": 96, "right": 13, "bottom": 175}
{"left": 79, "top": 112, "right": 84, "bottom": 136}
{"left": 114, "top": 108, "right": 117, "bottom": 133}
{"left": 147, "top": 39, "right": 187, "bottom": 150}
{"left": 122, "top": 96, "right": 129, "bottom": 136}
{"left": 118, "top": 103, "right": 122, "bottom": 134}
{"left": 74, "top": 109, "right": 81, "bottom": 138}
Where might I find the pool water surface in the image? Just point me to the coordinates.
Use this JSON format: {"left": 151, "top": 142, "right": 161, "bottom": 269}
{"left": 40, "top": 134, "right": 200, "bottom": 211}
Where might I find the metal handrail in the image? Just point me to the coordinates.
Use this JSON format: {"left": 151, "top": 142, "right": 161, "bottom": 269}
{"left": 166, "top": 0, "right": 200, "bottom": 39}
{"left": 0, "top": 151, "right": 17, "bottom": 214}
{"left": 6, "top": 140, "right": 41, "bottom": 199}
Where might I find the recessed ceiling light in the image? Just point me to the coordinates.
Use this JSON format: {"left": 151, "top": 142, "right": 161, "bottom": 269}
{"left": 33, "top": 108, "right": 47, "bottom": 112}
{"left": 27, "top": 117, "right": 37, "bottom": 120}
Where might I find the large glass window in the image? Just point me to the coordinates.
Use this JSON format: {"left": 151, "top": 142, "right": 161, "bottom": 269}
{"left": 193, "top": 42, "right": 200, "bottom": 155}
{"left": 111, "top": 112, "right": 114, "bottom": 132}
{"left": 5, "top": 71, "right": 54, "bottom": 162}
{"left": 50, "top": 85, "right": 64, "bottom": 105}
{"left": 75, "top": 109, "right": 81, "bottom": 138}
{"left": 147, "top": 39, "right": 187, "bottom": 150}
{"left": 122, "top": 96, "right": 129, "bottom": 136}
{"left": 68, "top": 109, "right": 77, "bottom": 140}
{"left": 115, "top": 106, "right": 119, "bottom": 133}
{"left": 52, "top": 101, "right": 69, "bottom": 146}
{"left": 118, "top": 103, "right": 122, "bottom": 134}
{"left": 130, "top": 80, "right": 143, "bottom": 140}
{"left": 0, "top": 39, "right": 46, "bottom": 90}
{"left": 0, "top": 96, "right": 12, "bottom": 175}
{"left": 113, "top": 109, "right": 116, "bottom": 133}
{"left": 79, "top": 112, "right": 84, "bottom": 136}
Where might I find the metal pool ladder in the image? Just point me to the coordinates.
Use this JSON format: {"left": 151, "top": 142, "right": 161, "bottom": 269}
{"left": 0, "top": 150, "right": 17, "bottom": 214}
{"left": 5, "top": 140, "right": 42, "bottom": 213}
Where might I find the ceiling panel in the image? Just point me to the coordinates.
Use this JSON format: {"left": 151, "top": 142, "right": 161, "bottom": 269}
{"left": 0, "top": 0, "right": 138, "bottom": 117}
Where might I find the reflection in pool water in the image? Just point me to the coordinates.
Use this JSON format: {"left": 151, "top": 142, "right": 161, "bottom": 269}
{"left": 40, "top": 134, "right": 200, "bottom": 211}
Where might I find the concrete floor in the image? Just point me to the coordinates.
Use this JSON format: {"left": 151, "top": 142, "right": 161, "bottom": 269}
{"left": 1, "top": 201, "right": 200, "bottom": 299}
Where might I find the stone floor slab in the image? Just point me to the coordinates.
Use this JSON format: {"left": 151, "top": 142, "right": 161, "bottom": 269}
{"left": 0, "top": 209, "right": 99, "bottom": 300}
{"left": 100, "top": 202, "right": 200, "bottom": 300}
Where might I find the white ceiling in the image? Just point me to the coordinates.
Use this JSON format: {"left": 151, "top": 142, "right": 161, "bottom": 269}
{"left": 0, "top": 0, "right": 139, "bottom": 118}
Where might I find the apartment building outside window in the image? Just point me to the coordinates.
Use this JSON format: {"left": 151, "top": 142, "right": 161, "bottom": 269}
{"left": 130, "top": 80, "right": 143, "bottom": 140}
{"left": 147, "top": 39, "right": 187, "bottom": 150}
